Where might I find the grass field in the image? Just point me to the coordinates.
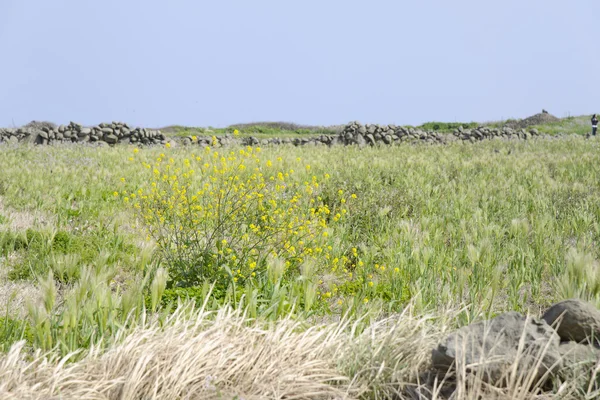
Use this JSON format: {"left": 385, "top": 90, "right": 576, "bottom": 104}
{"left": 1, "top": 137, "right": 600, "bottom": 398}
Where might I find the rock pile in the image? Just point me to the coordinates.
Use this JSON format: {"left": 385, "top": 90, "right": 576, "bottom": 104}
{"left": 420, "top": 298, "right": 600, "bottom": 398}
{"left": 0, "top": 121, "right": 165, "bottom": 145}
{"left": 505, "top": 111, "right": 561, "bottom": 130}
{"left": 338, "top": 121, "right": 543, "bottom": 146}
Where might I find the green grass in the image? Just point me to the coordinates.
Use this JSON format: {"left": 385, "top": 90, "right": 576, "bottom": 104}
{"left": 162, "top": 124, "right": 340, "bottom": 138}
{"left": 414, "top": 121, "right": 481, "bottom": 132}
{"left": 1, "top": 138, "right": 600, "bottom": 398}
{"left": 528, "top": 114, "right": 595, "bottom": 136}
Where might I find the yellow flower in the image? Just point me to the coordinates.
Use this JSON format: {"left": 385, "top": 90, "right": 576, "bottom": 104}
{"left": 192, "top": 135, "right": 197, "bottom": 141}
{"left": 337, "top": 300, "right": 343, "bottom": 305}
{"left": 368, "top": 281, "right": 374, "bottom": 287}
{"left": 133, "top": 148, "right": 139, "bottom": 154}
{"left": 113, "top": 191, "right": 119, "bottom": 197}
{"left": 363, "top": 298, "right": 369, "bottom": 304}
{"left": 351, "top": 193, "right": 357, "bottom": 199}
{"left": 394, "top": 267, "right": 400, "bottom": 273}
{"left": 165, "top": 142, "right": 171, "bottom": 148}
{"left": 233, "top": 129, "right": 240, "bottom": 136}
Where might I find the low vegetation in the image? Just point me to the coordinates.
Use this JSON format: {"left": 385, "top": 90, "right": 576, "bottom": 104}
{"left": 1, "top": 136, "right": 600, "bottom": 398}
{"left": 160, "top": 113, "right": 598, "bottom": 139}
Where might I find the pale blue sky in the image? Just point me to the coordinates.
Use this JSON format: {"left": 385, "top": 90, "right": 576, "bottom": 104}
{"left": 1, "top": 0, "right": 598, "bottom": 128}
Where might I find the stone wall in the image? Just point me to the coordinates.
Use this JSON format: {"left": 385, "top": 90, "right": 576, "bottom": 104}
{"left": 0, "top": 121, "right": 165, "bottom": 145}
{"left": 0, "top": 121, "right": 552, "bottom": 147}
{"left": 337, "top": 121, "right": 545, "bottom": 146}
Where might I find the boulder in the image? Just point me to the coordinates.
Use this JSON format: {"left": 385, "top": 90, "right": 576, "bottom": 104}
{"left": 103, "top": 134, "right": 118, "bottom": 144}
{"left": 355, "top": 134, "right": 367, "bottom": 147}
{"left": 542, "top": 299, "right": 600, "bottom": 345}
{"left": 555, "top": 342, "right": 600, "bottom": 390}
{"left": 432, "top": 312, "right": 561, "bottom": 386}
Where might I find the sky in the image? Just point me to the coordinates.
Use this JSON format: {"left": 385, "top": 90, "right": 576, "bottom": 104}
{"left": 0, "top": 0, "right": 598, "bottom": 128}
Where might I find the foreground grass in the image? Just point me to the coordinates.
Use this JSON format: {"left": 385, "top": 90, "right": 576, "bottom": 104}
{"left": 1, "top": 138, "right": 600, "bottom": 398}
{"left": 1, "top": 302, "right": 598, "bottom": 399}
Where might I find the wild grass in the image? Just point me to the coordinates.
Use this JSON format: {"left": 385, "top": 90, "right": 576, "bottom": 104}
{"left": 161, "top": 123, "right": 341, "bottom": 139}
{"left": 0, "top": 137, "right": 600, "bottom": 398}
{"left": 0, "top": 301, "right": 598, "bottom": 399}
{"left": 528, "top": 115, "right": 595, "bottom": 136}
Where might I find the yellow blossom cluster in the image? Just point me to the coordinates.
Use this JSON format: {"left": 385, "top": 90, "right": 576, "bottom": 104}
{"left": 123, "top": 146, "right": 351, "bottom": 288}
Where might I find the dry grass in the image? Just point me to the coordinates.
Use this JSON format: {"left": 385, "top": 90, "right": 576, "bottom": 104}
{"left": 0, "top": 301, "right": 447, "bottom": 400}
{"left": 0, "top": 301, "right": 594, "bottom": 400}
{"left": 0, "top": 254, "right": 41, "bottom": 319}
{"left": 0, "top": 197, "right": 54, "bottom": 232}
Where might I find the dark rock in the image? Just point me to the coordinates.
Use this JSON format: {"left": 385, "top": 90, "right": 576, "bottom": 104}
{"left": 432, "top": 312, "right": 561, "bottom": 386}
{"left": 103, "top": 134, "right": 118, "bottom": 144}
{"left": 555, "top": 342, "right": 600, "bottom": 390}
{"left": 542, "top": 299, "right": 600, "bottom": 345}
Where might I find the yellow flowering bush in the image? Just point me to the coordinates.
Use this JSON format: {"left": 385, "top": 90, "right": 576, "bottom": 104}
{"left": 127, "top": 146, "right": 348, "bottom": 291}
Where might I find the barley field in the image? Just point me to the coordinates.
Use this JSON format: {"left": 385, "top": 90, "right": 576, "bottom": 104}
{"left": 1, "top": 137, "right": 600, "bottom": 399}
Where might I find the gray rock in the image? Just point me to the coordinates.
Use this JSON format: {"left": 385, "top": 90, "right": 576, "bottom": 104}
{"left": 38, "top": 131, "right": 49, "bottom": 139}
{"left": 101, "top": 128, "right": 114, "bottom": 134}
{"left": 355, "top": 134, "right": 367, "bottom": 147}
{"left": 432, "top": 312, "right": 561, "bottom": 385}
{"left": 558, "top": 341, "right": 600, "bottom": 366}
{"left": 365, "top": 134, "right": 375, "bottom": 145}
{"left": 542, "top": 299, "right": 600, "bottom": 345}
{"left": 80, "top": 128, "right": 92, "bottom": 135}
{"left": 103, "top": 134, "right": 118, "bottom": 144}
{"left": 555, "top": 342, "right": 600, "bottom": 390}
